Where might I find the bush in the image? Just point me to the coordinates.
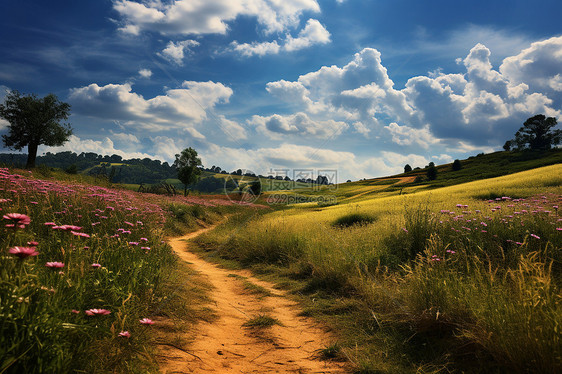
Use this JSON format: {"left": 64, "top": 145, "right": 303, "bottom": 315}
{"left": 452, "top": 159, "right": 462, "bottom": 171}
{"left": 333, "top": 213, "right": 377, "bottom": 227}
{"left": 426, "top": 165, "right": 438, "bottom": 180}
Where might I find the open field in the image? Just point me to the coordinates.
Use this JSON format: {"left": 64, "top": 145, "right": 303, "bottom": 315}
{"left": 195, "top": 163, "right": 562, "bottom": 373}
{"left": 1, "top": 159, "right": 560, "bottom": 373}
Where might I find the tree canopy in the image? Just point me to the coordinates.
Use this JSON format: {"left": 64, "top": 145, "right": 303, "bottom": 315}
{"left": 0, "top": 91, "right": 72, "bottom": 168}
{"left": 452, "top": 159, "right": 462, "bottom": 171}
{"left": 426, "top": 163, "right": 438, "bottom": 180}
{"left": 509, "top": 114, "right": 561, "bottom": 151}
{"left": 173, "top": 147, "right": 202, "bottom": 196}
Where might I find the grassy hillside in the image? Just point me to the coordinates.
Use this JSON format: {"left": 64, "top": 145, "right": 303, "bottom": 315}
{"left": 259, "top": 149, "right": 562, "bottom": 205}
{"left": 194, "top": 163, "right": 562, "bottom": 373}
{"left": 0, "top": 167, "right": 251, "bottom": 373}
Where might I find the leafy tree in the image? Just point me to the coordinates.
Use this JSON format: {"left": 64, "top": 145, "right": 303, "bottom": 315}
{"left": 174, "top": 147, "right": 202, "bottom": 196}
{"left": 0, "top": 91, "right": 72, "bottom": 168}
{"left": 503, "top": 140, "right": 512, "bottom": 152}
{"left": 452, "top": 159, "right": 462, "bottom": 171}
{"left": 404, "top": 164, "right": 412, "bottom": 173}
{"left": 248, "top": 180, "right": 261, "bottom": 197}
{"left": 510, "top": 114, "right": 561, "bottom": 151}
{"left": 426, "top": 164, "right": 438, "bottom": 180}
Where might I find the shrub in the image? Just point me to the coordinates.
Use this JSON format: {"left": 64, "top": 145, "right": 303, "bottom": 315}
{"left": 333, "top": 213, "right": 377, "bottom": 227}
{"left": 426, "top": 165, "right": 438, "bottom": 180}
{"left": 452, "top": 159, "right": 462, "bottom": 171}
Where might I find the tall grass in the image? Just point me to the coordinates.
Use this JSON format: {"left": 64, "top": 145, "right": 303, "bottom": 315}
{"left": 194, "top": 165, "right": 562, "bottom": 372}
{"left": 0, "top": 167, "right": 197, "bottom": 373}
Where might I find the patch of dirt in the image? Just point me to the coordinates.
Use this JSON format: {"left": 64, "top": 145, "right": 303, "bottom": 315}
{"left": 158, "top": 227, "right": 348, "bottom": 373}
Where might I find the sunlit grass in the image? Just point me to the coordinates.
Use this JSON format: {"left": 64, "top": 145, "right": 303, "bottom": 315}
{"left": 195, "top": 163, "right": 562, "bottom": 373}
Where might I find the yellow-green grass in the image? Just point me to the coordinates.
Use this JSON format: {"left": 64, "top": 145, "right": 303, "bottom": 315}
{"left": 194, "top": 163, "right": 562, "bottom": 373}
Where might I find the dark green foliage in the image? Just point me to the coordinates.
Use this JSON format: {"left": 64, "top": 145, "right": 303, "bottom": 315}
{"left": 0, "top": 91, "right": 72, "bottom": 168}
{"left": 64, "top": 164, "right": 78, "bottom": 174}
{"left": 510, "top": 114, "right": 561, "bottom": 151}
{"left": 404, "top": 164, "right": 412, "bottom": 173}
{"left": 248, "top": 180, "right": 261, "bottom": 196}
{"left": 503, "top": 140, "right": 512, "bottom": 151}
{"left": 426, "top": 164, "right": 437, "bottom": 180}
{"left": 174, "top": 147, "right": 202, "bottom": 196}
{"left": 191, "top": 176, "right": 227, "bottom": 193}
{"left": 333, "top": 213, "right": 376, "bottom": 227}
{"left": 452, "top": 159, "right": 462, "bottom": 171}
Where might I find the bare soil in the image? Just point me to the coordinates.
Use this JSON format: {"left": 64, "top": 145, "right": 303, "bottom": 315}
{"left": 157, "top": 226, "right": 348, "bottom": 374}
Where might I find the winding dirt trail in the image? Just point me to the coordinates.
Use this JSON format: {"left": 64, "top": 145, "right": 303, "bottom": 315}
{"left": 158, "top": 226, "right": 348, "bottom": 374}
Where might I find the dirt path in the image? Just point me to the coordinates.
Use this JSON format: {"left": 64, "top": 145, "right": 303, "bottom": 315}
{"left": 158, "top": 226, "right": 348, "bottom": 374}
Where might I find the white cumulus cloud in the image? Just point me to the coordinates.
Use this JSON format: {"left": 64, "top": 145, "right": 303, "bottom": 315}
{"left": 228, "top": 19, "right": 330, "bottom": 57}
{"left": 138, "top": 68, "right": 152, "bottom": 78}
{"left": 230, "top": 40, "right": 281, "bottom": 57}
{"left": 113, "top": 0, "right": 320, "bottom": 36}
{"left": 158, "top": 40, "right": 200, "bottom": 65}
{"left": 68, "top": 81, "right": 233, "bottom": 134}
{"left": 249, "top": 112, "right": 348, "bottom": 139}
{"left": 264, "top": 36, "right": 562, "bottom": 150}
{"left": 284, "top": 19, "right": 331, "bottom": 52}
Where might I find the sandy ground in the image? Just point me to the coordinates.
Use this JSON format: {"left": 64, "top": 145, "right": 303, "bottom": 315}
{"left": 157, "top": 227, "right": 348, "bottom": 374}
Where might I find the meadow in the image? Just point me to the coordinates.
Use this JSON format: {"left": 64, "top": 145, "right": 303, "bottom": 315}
{"left": 1, "top": 160, "right": 560, "bottom": 373}
{"left": 0, "top": 167, "right": 244, "bottom": 373}
{"left": 194, "top": 164, "right": 562, "bottom": 373}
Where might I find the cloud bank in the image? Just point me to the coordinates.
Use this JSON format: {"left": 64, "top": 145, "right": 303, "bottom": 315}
{"left": 114, "top": 0, "right": 321, "bottom": 36}
{"left": 265, "top": 36, "right": 562, "bottom": 147}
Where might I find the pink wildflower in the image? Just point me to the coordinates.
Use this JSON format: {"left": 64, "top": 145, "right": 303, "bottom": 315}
{"left": 71, "top": 231, "right": 90, "bottom": 238}
{"left": 9, "top": 246, "right": 39, "bottom": 259}
{"left": 71, "top": 309, "right": 80, "bottom": 314}
{"left": 3, "top": 213, "right": 31, "bottom": 228}
{"left": 85, "top": 308, "right": 111, "bottom": 316}
{"left": 118, "top": 331, "right": 131, "bottom": 338}
{"left": 530, "top": 234, "right": 540, "bottom": 239}
{"left": 91, "top": 263, "right": 101, "bottom": 268}
{"left": 27, "top": 241, "right": 39, "bottom": 246}
{"left": 45, "top": 261, "right": 65, "bottom": 268}
{"left": 139, "top": 318, "right": 154, "bottom": 325}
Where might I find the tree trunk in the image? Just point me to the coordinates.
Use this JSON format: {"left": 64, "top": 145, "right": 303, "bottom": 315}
{"left": 26, "top": 142, "right": 38, "bottom": 169}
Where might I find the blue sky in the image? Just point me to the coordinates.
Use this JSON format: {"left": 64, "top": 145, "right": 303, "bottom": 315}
{"left": 1, "top": 0, "right": 561, "bottom": 181}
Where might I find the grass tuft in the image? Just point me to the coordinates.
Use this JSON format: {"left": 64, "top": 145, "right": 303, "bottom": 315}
{"left": 242, "top": 314, "right": 283, "bottom": 328}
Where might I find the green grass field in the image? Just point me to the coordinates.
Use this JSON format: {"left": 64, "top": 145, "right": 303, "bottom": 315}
{"left": 195, "top": 163, "right": 562, "bottom": 373}
{"left": 2, "top": 150, "right": 561, "bottom": 373}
